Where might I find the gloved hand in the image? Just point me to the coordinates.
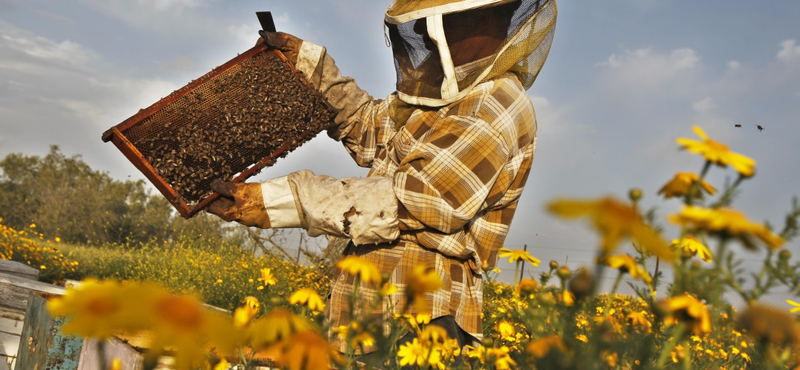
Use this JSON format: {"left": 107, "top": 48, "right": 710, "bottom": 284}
{"left": 207, "top": 179, "right": 271, "bottom": 228}
{"left": 257, "top": 31, "right": 303, "bottom": 65}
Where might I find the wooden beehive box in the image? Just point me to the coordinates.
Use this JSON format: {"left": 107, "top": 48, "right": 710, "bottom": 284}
{"left": 102, "top": 44, "right": 336, "bottom": 218}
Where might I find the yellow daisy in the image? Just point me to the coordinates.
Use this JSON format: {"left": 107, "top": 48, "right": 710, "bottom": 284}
{"left": 658, "top": 172, "right": 717, "bottom": 199}
{"left": 671, "top": 236, "right": 713, "bottom": 262}
{"left": 548, "top": 197, "right": 675, "bottom": 261}
{"left": 289, "top": 288, "right": 325, "bottom": 311}
{"left": 676, "top": 126, "right": 756, "bottom": 177}
{"left": 336, "top": 256, "right": 383, "bottom": 285}
{"left": 669, "top": 206, "right": 784, "bottom": 250}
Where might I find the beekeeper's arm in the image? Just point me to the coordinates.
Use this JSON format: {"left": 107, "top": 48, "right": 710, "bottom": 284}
{"left": 206, "top": 34, "right": 510, "bottom": 245}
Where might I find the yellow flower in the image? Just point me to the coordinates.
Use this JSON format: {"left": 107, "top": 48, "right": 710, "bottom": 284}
{"left": 788, "top": 300, "right": 800, "bottom": 314}
{"left": 464, "top": 344, "right": 486, "bottom": 363}
{"left": 562, "top": 290, "right": 575, "bottom": 306}
{"left": 658, "top": 172, "right": 717, "bottom": 199}
{"left": 497, "top": 321, "right": 515, "bottom": 341}
{"left": 289, "top": 288, "right": 325, "bottom": 311}
{"left": 380, "top": 282, "right": 398, "bottom": 296}
{"left": 336, "top": 256, "right": 383, "bottom": 285}
{"left": 277, "top": 330, "right": 343, "bottom": 370}
{"left": 401, "top": 313, "right": 432, "bottom": 332}
{"left": 576, "top": 334, "right": 588, "bottom": 343}
{"left": 260, "top": 268, "right": 277, "bottom": 286}
{"left": 626, "top": 311, "right": 652, "bottom": 331}
{"left": 212, "top": 359, "right": 229, "bottom": 370}
{"left": 29, "top": 223, "right": 36, "bottom": 228}
{"left": 517, "top": 278, "right": 538, "bottom": 296}
{"left": 234, "top": 296, "right": 260, "bottom": 328}
{"left": 664, "top": 294, "right": 711, "bottom": 335}
{"left": 548, "top": 197, "right": 675, "bottom": 261}
{"left": 55, "top": 237, "right": 61, "bottom": 243}
{"left": 397, "top": 338, "right": 427, "bottom": 367}
{"left": 527, "top": 335, "right": 566, "bottom": 358}
{"left": 146, "top": 292, "right": 239, "bottom": 370}
{"left": 676, "top": 125, "right": 756, "bottom": 176}
{"left": 487, "top": 346, "right": 516, "bottom": 370}
{"left": 406, "top": 264, "right": 444, "bottom": 311}
{"left": 600, "top": 254, "right": 652, "bottom": 285}
{"left": 248, "top": 308, "right": 311, "bottom": 349}
{"left": 498, "top": 248, "right": 540, "bottom": 266}
{"left": 110, "top": 358, "right": 122, "bottom": 370}
{"left": 671, "top": 236, "right": 713, "bottom": 262}
{"left": 602, "top": 351, "right": 618, "bottom": 368}
{"left": 669, "top": 206, "right": 784, "bottom": 250}
{"left": 47, "top": 279, "right": 137, "bottom": 338}
{"left": 336, "top": 322, "right": 375, "bottom": 349}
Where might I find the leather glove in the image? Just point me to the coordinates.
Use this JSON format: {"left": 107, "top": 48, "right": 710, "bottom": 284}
{"left": 207, "top": 179, "right": 271, "bottom": 228}
{"left": 257, "top": 31, "right": 302, "bottom": 65}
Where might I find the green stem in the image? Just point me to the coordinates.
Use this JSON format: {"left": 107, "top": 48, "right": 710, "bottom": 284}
{"left": 656, "top": 323, "right": 687, "bottom": 367}
{"left": 685, "top": 161, "right": 713, "bottom": 206}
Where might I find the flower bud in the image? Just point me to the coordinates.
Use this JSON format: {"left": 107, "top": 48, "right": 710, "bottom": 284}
{"left": 779, "top": 249, "right": 791, "bottom": 260}
{"left": 556, "top": 266, "right": 572, "bottom": 280}
{"left": 568, "top": 269, "right": 594, "bottom": 301}
{"left": 549, "top": 260, "right": 560, "bottom": 270}
{"left": 628, "top": 188, "right": 643, "bottom": 202}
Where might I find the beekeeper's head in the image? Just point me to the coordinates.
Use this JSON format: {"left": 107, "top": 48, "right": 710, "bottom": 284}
{"left": 385, "top": 0, "right": 557, "bottom": 107}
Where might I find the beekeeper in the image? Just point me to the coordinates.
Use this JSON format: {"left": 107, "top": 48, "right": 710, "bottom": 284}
{"left": 208, "top": 0, "right": 557, "bottom": 355}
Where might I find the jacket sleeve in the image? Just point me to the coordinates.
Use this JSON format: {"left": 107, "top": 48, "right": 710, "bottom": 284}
{"left": 294, "top": 40, "right": 394, "bottom": 168}
{"left": 259, "top": 112, "right": 512, "bottom": 245}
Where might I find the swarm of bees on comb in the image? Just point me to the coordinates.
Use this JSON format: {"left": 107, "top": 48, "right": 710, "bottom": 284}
{"left": 120, "top": 51, "right": 336, "bottom": 203}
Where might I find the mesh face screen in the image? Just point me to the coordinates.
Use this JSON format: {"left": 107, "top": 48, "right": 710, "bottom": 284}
{"left": 386, "top": 0, "right": 555, "bottom": 105}
{"left": 388, "top": 20, "right": 444, "bottom": 100}
{"left": 121, "top": 50, "right": 335, "bottom": 204}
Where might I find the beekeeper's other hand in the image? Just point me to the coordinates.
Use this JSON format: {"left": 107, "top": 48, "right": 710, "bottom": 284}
{"left": 257, "top": 31, "right": 303, "bottom": 65}
{"left": 207, "top": 179, "right": 271, "bottom": 228}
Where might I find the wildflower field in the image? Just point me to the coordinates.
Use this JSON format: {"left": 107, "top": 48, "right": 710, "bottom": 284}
{"left": 2, "top": 126, "right": 800, "bottom": 370}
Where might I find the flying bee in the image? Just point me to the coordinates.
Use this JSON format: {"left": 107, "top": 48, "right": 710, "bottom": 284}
{"left": 757, "top": 125, "right": 763, "bottom": 132}
{"left": 735, "top": 124, "right": 741, "bottom": 128}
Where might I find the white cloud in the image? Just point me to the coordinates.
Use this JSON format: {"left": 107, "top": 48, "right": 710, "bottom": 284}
{"left": 597, "top": 47, "right": 700, "bottom": 98}
{"left": 138, "top": 0, "right": 202, "bottom": 12}
{"left": 727, "top": 60, "right": 741, "bottom": 70}
{"left": 0, "top": 20, "right": 98, "bottom": 68}
{"left": 692, "top": 96, "right": 715, "bottom": 113}
{"left": 0, "top": 18, "right": 177, "bottom": 129}
{"left": 777, "top": 39, "right": 800, "bottom": 65}
{"left": 78, "top": 0, "right": 253, "bottom": 46}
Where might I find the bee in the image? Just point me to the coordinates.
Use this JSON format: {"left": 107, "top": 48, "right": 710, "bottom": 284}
{"left": 735, "top": 124, "right": 742, "bottom": 128}
{"left": 757, "top": 125, "right": 763, "bottom": 132}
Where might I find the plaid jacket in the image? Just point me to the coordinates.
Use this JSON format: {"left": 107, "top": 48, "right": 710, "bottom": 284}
{"left": 295, "top": 43, "right": 537, "bottom": 352}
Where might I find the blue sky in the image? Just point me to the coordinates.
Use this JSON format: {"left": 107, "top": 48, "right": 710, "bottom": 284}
{"left": 1, "top": 0, "right": 799, "bottom": 293}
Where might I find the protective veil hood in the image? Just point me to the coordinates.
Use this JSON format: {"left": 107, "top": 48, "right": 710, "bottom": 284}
{"left": 385, "top": 0, "right": 557, "bottom": 107}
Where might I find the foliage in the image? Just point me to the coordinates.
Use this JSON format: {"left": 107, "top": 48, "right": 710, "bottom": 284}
{"left": 8, "top": 125, "right": 800, "bottom": 370}
{"left": 0, "top": 219, "right": 79, "bottom": 282}
{"left": 0, "top": 146, "right": 237, "bottom": 246}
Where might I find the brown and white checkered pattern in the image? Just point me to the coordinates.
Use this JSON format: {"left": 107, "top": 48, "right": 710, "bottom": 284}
{"left": 304, "top": 47, "right": 536, "bottom": 352}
